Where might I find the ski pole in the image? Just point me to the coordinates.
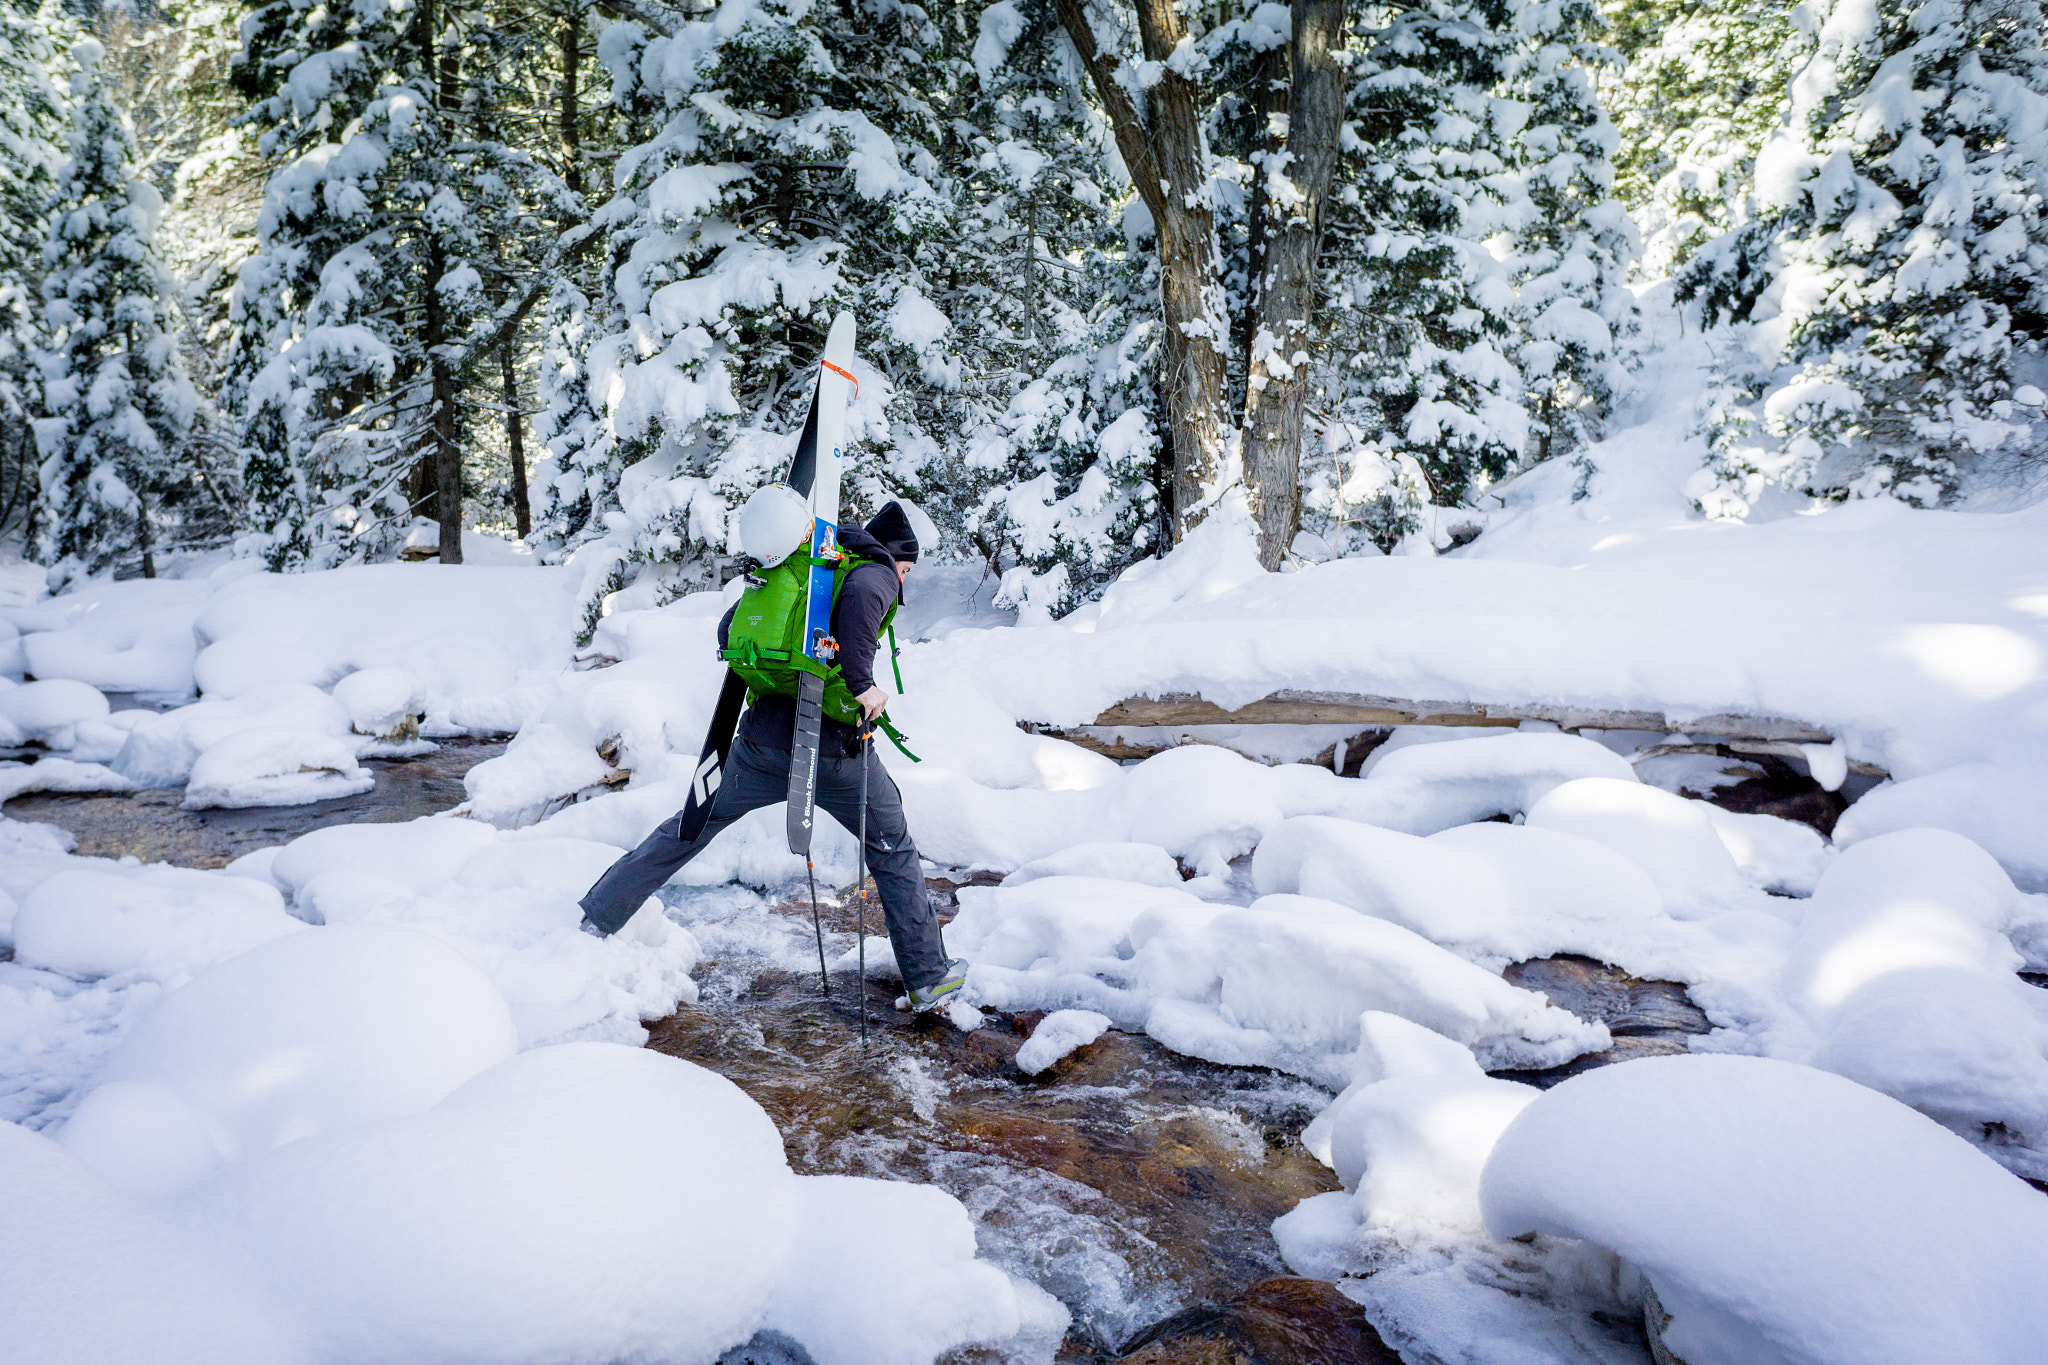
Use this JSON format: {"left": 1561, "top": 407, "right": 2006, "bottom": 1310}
{"left": 806, "top": 857, "right": 829, "bottom": 997}
{"left": 856, "top": 715, "right": 873, "bottom": 1042}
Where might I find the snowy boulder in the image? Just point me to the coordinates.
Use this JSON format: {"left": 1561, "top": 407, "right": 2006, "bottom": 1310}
{"left": 1780, "top": 830, "right": 2048, "bottom": 1165}
{"left": 178, "top": 1044, "right": 801, "bottom": 1365}
{"left": 1526, "top": 777, "right": 1749, "bottom": 916}
{"left": 270, "top": 816, "right": 501, "bottom": 901}
{"left": 1424, "top": 822, "right": 1669, "bottom": 964}
{"left": 1209, "top": 894, "right": 1609, "bottom": 1072}
{"left": 19, "top": 602, "right": 200, "bottom": 696}
{"left": 1300, "top": 1011, "right": 1487, "bottom": 1167}
{"left": 1015, "top": 1009, "right": 1115, "bottom": 1075}
{"left": 331, "top": 666, "right": 423, "bottom": 740}
{"left": 76, "top": 925, "right": 518, "bottom": 1188}
{"left": 1697, "top": 804, "right": 1830, "bottom": 897}
{"left": 1479, "top": 1055, "right": 2048, "bottom": 1365}
{"left": 1102, "top": 743, "right": 1287, "bottom": 875}
{"left": 181, "top": 726, "right": 374, "bottom": 809}
{"left": 0, "top": 677, "right": 109, "bottom": 748}
{"left": 1338, "top": 731, "right": 1638, "bottom": 835}
{"left": 455, "top": 834, "right": 633, "bottom": 899}
{"left": 948, "top": 876, "right": 1208, "bottom": 977}
{"left": 1, "top": 1120, "right": 306, "bottom": 1365}
{"left": 1252, "top": 816, "right": 1509, "bottom": 946}
{"left": 0, "top": 756, "right": 138, "bottom": 802}
{"left": 113, "top": 682, "right": 355, "bottom": 789}
{"left": 1324, "top": 1074, "right": 1541, "bottom": 1237}
{"left": 11, "top": 865, "right": 305, "bottom": 984}
{"left": 759, "top": 1174, "right": 1029, "bottom": 1365}
{"left": 1807, "top": 967, "right": 2048, "bottom": 1168}
{"left": 1781, "top": 827, "right": 2023, "bottom": 1020}
{"left": 1834, "top": 761, "right": 2048, "bottom": 891}
{"left": 1002, "top": 841, "right": 1185, "bottom": 889}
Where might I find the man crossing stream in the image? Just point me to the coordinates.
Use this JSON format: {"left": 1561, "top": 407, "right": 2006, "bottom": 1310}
{"left": 575, "top": 500, "right": 969, "bottom": 1014}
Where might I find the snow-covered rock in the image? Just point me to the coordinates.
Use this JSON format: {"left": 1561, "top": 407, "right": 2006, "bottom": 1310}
{"left": 1480, "top": 1055, "right": 2048, "bottom": 1365}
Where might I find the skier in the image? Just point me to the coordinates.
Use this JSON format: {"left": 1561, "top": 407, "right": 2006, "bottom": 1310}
{"left": 575, "top": 501, "right": 969, "bottom": 1013}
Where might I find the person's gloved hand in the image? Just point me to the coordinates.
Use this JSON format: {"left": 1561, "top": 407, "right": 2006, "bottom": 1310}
{"left": 854, "top": 685, "right": 889, "bottom": 719}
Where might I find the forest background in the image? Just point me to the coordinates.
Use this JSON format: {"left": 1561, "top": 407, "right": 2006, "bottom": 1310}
{"left": 0, "top": 0, "right": 2041, "bottom": 637}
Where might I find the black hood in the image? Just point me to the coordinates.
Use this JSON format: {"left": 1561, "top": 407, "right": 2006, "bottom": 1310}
{"left": 836, "top": 523, "right": 899, "bottom": 571}
{"left": 864, "top": 501, "right": 920, "bottom": 564}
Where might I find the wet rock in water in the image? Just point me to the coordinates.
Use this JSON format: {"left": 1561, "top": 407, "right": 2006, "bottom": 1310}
{"left": 1113, "top": 1277, "right": 1402, "bottom": 1365}
{"left": 1493, "top": 955, "right": 1711, "bottom": 1088}
{"left": 719, "top": 1330, "right": 817, "bottom": 1365}
{"left": 645, "top": 894, "right": 1340, "bottom": 1351}
{"left": 0, "top": 738, "right": 505, "bottom": 867}
{"left": 1683, "top": 753, "right": 1846, "bottom": 835}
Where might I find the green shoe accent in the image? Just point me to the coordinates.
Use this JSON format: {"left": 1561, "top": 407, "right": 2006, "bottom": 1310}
{"left": 907, "top": 960, "right": 968, "bottom": 1012}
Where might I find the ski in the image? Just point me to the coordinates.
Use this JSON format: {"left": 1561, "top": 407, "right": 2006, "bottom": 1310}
{"left": 668, "top": 315, "right": 854, "bottom": 857}
{"left": 671, "top": 668, "right": 748, "bottom": 845}
{"left": 785, "top": 311, "right": 858, "bottom": 856}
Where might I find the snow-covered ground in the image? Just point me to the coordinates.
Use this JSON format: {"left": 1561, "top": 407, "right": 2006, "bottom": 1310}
{"left": 5, "top": 334, "right": 2048, "bottom": 1363}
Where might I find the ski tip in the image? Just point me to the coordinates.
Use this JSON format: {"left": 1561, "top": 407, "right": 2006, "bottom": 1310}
{"left": 825, "top": 311, "right": 855, "bottom": 359}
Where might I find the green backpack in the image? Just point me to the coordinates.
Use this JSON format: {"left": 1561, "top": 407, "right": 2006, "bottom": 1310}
{"left": 719, "top": 551, "right": 919, "bottom": 758}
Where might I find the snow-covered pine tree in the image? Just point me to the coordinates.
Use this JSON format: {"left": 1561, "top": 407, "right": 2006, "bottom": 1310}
{"left": 1304, "top": 0, "right": 1529, "bottom": 541}
{"left": 228, "top": 0, "right": 571, "bottom": 569}
{"left": 939, "top": 0, "right": 1163, "bottom": 617}
{"left": 0, "top": 0, "right": 65, "bottom": 544}
{"left": 1600, "top": 0, "right": 1803, "bottom": 276}
{"left": 1502, "top": 0, "right": 1638, "bottom": 476}
{"left": 1676, "top": 0, "right": 2048, "bottom": 514}
{"left": 33, "top": 37, "right": 196, "bottom": 586}
{"left": 541, "top": 0, "right": 961, "bottom": 637}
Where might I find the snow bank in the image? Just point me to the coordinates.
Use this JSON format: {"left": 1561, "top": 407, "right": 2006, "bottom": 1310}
{"left": 1345, "top": 732, "right": 1638, "bottom": 833}
{"left": 1, "top": 1120, "right": 306, "bottom": 1365}
{"left": 8, "top": 575, "right": 213, "bottom": 696}
{"left": 2, "top": 561, "right": 575, "bottom": 808}
{"left": 186, "top": 564, "right": 574, "bottom": 719}
{"left": 1206, "top": 895, "right": 1606, "bottom": 1074}
{"left": 1275, "top": 1016, "right": 1541, "bottom": 1284}
{"left": 1480, "top": 1055, "right": 2048, "bottom": 1365}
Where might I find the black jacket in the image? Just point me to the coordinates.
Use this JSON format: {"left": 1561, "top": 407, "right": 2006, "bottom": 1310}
{"left": 717, "top": 524, "right": 901, "bottom": 758}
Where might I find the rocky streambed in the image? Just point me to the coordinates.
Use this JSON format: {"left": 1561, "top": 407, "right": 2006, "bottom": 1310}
{"left": 662, "top": 882, "right": 1707, "bottom": 1363}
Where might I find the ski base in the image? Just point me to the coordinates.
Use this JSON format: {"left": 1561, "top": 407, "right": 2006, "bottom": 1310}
{"left": 786, "top": 671, "right": 826, "bottom": 854}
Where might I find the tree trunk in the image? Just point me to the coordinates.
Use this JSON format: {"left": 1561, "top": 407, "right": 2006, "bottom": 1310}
{"left": 422, "top": 0, "right": 464, "bottom": 565}
{"left": 137, "top": 491, "right": 155, "bottom": 579}
{"left": 560, "top": 3, "right": 583, "bottom": 196}
{"left": 503, "top": 339, "right": 532, "bottom": 539}
{"left": 1238, "top": 43, "right": 1289, "bottom": 381}
{"left": 1241, "top": 0, "right": 1346, "bottom": 569}
{"left": 1051, "top": 0, "right": 1233, "bottom": 543}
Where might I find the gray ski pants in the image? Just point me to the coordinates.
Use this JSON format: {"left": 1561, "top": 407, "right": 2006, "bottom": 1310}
{"left": 577, "top": 735, "right": 949, "bottom": 991}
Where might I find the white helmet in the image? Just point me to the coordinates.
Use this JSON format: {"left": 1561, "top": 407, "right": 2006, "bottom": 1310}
{"left": 736, "top": 483, "right": 813, "bottom": 568}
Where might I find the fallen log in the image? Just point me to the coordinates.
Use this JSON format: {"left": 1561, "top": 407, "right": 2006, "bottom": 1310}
{"left": 1077, "top": 690, "right": 1838, "bottom": 744}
